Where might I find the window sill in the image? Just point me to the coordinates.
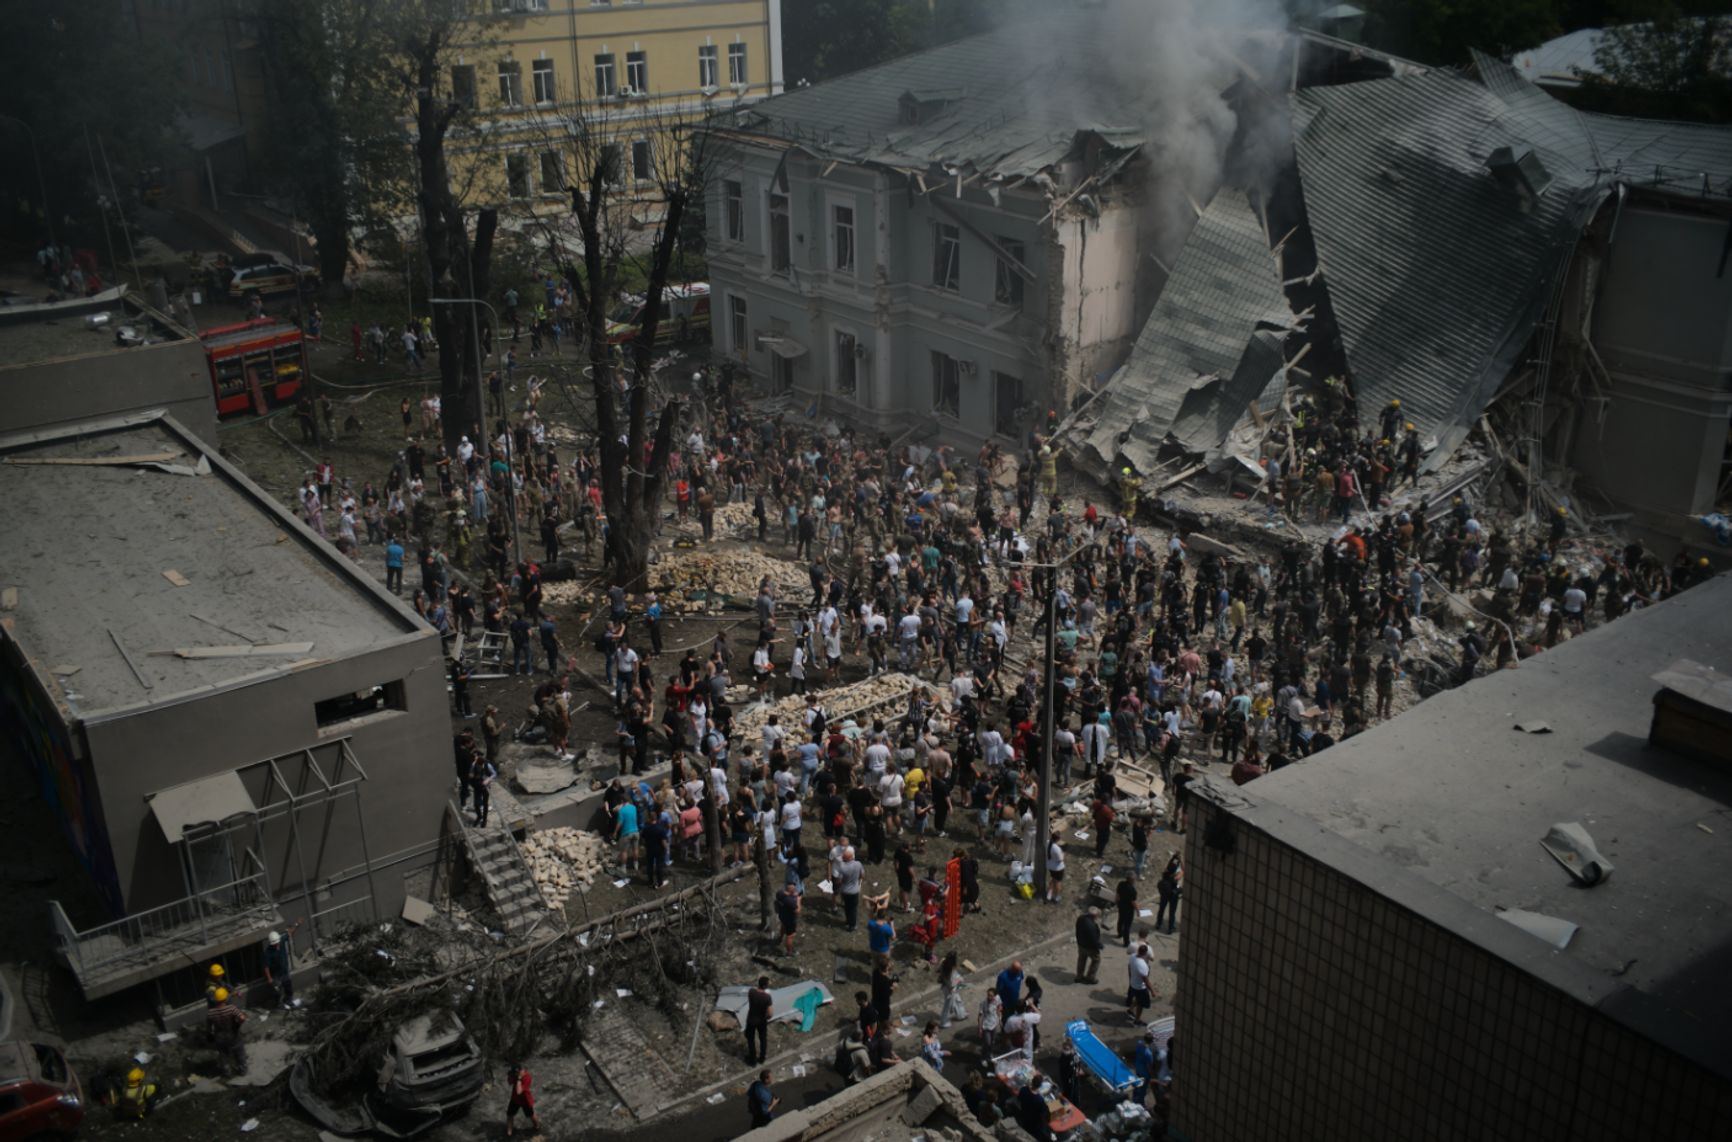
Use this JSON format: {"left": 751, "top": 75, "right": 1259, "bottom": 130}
{"left": 317, "top": 708, "right": 407, "bottom": 739}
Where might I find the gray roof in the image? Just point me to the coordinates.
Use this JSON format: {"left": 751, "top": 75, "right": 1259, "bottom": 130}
{"left": 1294, "top": 56, "right": 1732, "bottom": 468}
{"left": 0, "top": 416, "right": 425, "bottom": 718}
{"left": 725, "top": 14, "right": 1149, "bottom": 181}
{"left": 1232, "top": 573, "right": 1732, "bottom": 1079}
{"left": 1082, "top": 189, "right": 1296, "bottom": 472}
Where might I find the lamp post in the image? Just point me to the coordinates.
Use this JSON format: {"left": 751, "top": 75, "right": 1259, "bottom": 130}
{"left": 1032, "top": 538, "right": 1092, "bottom": 899}
{"left": 1, "top": 114, "right": 57, "bottom": 265}
{"left": 429, "top": 295, "right": 516, "bottom": 566}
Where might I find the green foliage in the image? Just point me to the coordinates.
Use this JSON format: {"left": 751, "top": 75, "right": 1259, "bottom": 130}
{"left": 1361, "top": 0, "right": 1561, "bottom": 66}
{"left": 0, "top": 0, "right": 180, "bottom": 240}
{"left": 1584, "top": 1, "right": 1730, "bottom": 122}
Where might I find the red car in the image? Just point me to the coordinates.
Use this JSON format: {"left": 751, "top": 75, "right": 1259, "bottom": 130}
{"left": 0, "top": 1040, "right": 83, "bottom": 1140}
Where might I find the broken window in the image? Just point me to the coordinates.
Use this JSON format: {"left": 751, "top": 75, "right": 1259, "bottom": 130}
{"left": 505, "top": 152, "right": 531, "bottom": 198}
{"left": 497, "top": 60, "right": 522, "bottom": 107}
{"left": 451, "top": 64, "right": 477, "bottom": 110}
{"left": 932, "top": 223, "right": 961, "bottom": 292}
{"left": 994, "top": 372, "right": 1022, "bottom": 438}
{"left": 995, "top": 237, "right": 1025, "bottom": 308}
{"left": 540, "top": 150, "right": 565, "bottom": 194}
{"left": 931, "top": 351, "right": 961, "bottom": 417}
{"left": 835, "top": 330, "right": 858, "bottom": 395}
{"left": 832, "top": 204, "right": 855, "bottom": 273}
{"left": 729, "top": 294, "right": 749, "bottom": 354}
{"left": 724, "top": 180, "right": 744, "bottom": 241}
{"left": 315, "top": 681, "right": 406, "bottom": 728}
{"left": 769, "top": 191, "right": 791, "bottom": 272}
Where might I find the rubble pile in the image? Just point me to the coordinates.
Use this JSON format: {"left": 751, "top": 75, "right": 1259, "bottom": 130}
{"left": 654, "top": 550, "right": 808, "bottom": 607}
{"left": 521, "top": 827, "right": 611, "bottom": 910}
{"left": 732, "top": 672, "right": 950, "bottom": 738}
{"left": 541, "top": 579, "right": 594, "bottom": 606}
{"left": 668, "top": 501, "right": 757, "bottom": 538}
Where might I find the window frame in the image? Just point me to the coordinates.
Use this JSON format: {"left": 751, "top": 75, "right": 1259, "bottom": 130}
{"left": 631, "top": 139, "right": 653, "bottom": 183}
{"left": 599, "top": 142, "right": 624, "bottom": 185}
{"left": 451, "top": 64, "right": 478, "bottom": 110}
{"left": 593, "top": 52, "right": 617, "bottom": 98}
{"left": 497, "top": 60, "right": 523, "bottom": 107}
{"left": 931, "top": 350, "right": 961, "bottom": 418}
{"left": 505, "top": 152, "right": 532, "bottom": 199}
{"left": 626, "top": 49, "right": 648, "bottom": 93}
{"left": 539, "top": 150, "right": 566, "bottom": 196}
{"left": 727, "top": 42, "right": 748, "bottom": 86}
{"left": 768, "top": 190, "right": 791, "bottom": 272}
{"left": 531, "top": 58, "right": 556, "bottom": 105}
{"left": 723, "top": 180, "right": 744, "bottom": 242}
{"left": 993, "top": 371, "right": 1023, "bottom": 438}
{"left": 831, "top": 202, "right": 856, "bottom": 274}
{"left": 698, "top": 44, "right": 719, "bottom": 90}
{"left": 833, "top": 328, "right": 859, "bottom": 396}
{"left": 994, "top": 237, "right": 1026, "bottom": 308}
{"left": 932, "top": 223, "right": 961, "bottom": 292}
{"left": 728, "top": 293, "right": 749, "bottom": 355}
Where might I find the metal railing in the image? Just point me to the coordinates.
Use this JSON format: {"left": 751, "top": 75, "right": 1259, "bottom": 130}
{"left": 308, "top": 895, "right": 377, "bottom": 945}
{"left": 49, "top": 868, "right": 275, "bottom": 983}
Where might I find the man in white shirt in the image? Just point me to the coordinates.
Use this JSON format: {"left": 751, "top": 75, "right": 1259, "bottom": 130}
{"left": 1046, "top": 834, "right": 1067, "bottom": 903}
{"left": 1081, "top": 717, "right": 1109, "bottom": 775}
{"left": 762, "top": 715, "right": 786, "bottom": 756}
{"left": 864, "top": 735, "right": 891, "bottom": 781}
{"left": 950, "top": 672, "right": 976, "bottom": 707}
{"left": 1127, "top": 944, "right": 1154, "bottom": 1022}
{"left": 879, "top": 767, "right": 905, "bottom": 831}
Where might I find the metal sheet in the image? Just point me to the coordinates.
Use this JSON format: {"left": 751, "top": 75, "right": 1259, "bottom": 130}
{"left": 149, "top": 770, "right": 257, "bottom": 842}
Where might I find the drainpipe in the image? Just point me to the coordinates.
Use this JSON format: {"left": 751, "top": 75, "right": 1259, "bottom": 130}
{"left": 873, "top": 170, "right": 894, "bottom": 415}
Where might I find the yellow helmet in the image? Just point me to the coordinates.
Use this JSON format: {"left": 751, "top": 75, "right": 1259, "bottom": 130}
{"left": 214, "top": 987, "right": 230, "bottom": 1003}
{"left": 209, "top": 963, "right": 225, "bottom": 979}
{"left": 1391, "top": 399, "right": 1401, "bottom": 408}
{"left": 1700, "top": 557, "right": 1711, "bottom": 568}
{"left": 1122, "top": 467, "right": 1132, "bottom": 476}
{"left": 1556, "top": 506, "right": 1567, "bottom": 515}
{"left": 128, "top": 1067, "right": 145, "bottom": 1083}
{"left": 1404, "top": 422, "right": 1415, "bottom": 431}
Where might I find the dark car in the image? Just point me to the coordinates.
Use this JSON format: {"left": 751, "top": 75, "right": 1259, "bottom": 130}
{"left": 0, "top": 1040, "right": 84, "bottom": 1141}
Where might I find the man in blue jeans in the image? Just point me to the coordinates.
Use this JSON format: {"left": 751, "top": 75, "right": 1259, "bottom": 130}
{"left": 510, "top": 613, "right": 532, "bottom": 675}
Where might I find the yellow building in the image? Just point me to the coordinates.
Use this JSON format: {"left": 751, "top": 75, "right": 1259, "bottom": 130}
{"left": 448, "top": 0, "right": 784, "bottom": 210}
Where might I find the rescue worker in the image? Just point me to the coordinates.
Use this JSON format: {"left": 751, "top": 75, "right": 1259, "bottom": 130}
{"left": 1039, "top": 446, "right": 1058, "bottom": 498}
{"left": 206, "top": 986, "right": 249, "bottom": 1076}
{"left": 204, "top": 962, "right": 226, "bottom": 1007}
{"left": 1120, "top": 466, "right": 1142, "bottom": 520}
{"left": 1379, "top": 398, "right": 1403, "bottom": 442}
{"left": 118, "top": 1066, "right": 160, "bottom": 1119}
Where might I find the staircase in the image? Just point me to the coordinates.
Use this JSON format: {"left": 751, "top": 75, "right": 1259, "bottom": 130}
{"left": 447, "top": 804, "right": 547, "bottom": 935}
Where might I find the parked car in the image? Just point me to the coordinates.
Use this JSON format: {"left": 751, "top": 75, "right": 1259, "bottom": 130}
{"left": 605, "top": 281, "right": 710, "bottom": 346}
{"left": 373, "top": 1014, "right": 484, "bottom": 1116}
{"left": 213, "top": 251, "right": 318, "bottom": 301}
{"left": 0, "top": 1040, "right": 84, "bottom": 1141}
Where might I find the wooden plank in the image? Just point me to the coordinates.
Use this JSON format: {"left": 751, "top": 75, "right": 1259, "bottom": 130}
{"left": 4, "top": 452, "right": 181, "bottom": 467}
{"left": 162, "top": 569, "right": 191, "bottom": 588}
{"left": 169, "top": 642, "right": 315, "bottom": 659}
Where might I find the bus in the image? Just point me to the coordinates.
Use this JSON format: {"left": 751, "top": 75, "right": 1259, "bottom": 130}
{"left": 201, "top": 318, "right": 310, "bottom": 418}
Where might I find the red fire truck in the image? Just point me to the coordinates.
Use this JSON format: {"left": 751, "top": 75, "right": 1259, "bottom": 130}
{"left": 200, "top": 318, "right": 310, "bottom": 418}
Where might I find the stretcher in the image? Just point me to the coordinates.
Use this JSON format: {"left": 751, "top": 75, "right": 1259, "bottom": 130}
{"left": 1065, "top": 1018, "right": 1139, "bottom": 1096}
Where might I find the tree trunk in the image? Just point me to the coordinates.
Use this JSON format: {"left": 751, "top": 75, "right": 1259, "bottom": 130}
{"left": 702, "top": 794, "right": 723, "bottom": 874}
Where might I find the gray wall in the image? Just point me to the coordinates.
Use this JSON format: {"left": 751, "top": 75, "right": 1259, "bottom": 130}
{"left": 1594, "top": 205, "right": 1732, "bottom": 391}
{"left": 1175, "top": 793, "right": 1732, "bottom": 1141}
{"left": 80, "top": 630, "right": 450, "bottom": 919}
{"left": 0, "top": 337, "right": 218, "bottom": 447}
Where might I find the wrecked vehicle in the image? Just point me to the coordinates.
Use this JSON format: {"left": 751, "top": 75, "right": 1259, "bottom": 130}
{"left": 290, "top": 1014, "right": 484, "bottom": 1139}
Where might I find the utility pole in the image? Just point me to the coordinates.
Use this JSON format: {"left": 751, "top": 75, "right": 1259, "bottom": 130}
{"left": 1, "top": 114, "right": 57, "bottom": 261}
{"left": 430, "top": 296, "right": 516, "bottom": 567}
{"left": 1033, "top": 539, "right": 1089, "bottom": 898}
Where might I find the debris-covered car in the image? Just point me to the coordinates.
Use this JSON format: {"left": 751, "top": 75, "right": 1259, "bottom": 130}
{"left": 0, "top": 1039, "right": 84, "bottom": 1142}
{"left": 290, "top": 1013, "right": 484, "bottom": 1139}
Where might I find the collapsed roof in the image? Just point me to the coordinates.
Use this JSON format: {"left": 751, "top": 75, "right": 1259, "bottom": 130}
{"left": 1080, "top": 189, "right": 1298, "bottom": 474}
{"left": 712, "top": 12, "right": 1169, "bottom": 188}
{"left": 1077, "top": 51, "right": 1732, "bottom": 476}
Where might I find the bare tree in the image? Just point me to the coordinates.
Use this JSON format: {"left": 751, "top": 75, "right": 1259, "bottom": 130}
{"left": 526, "top": 99, "right": 716, "bottom": 589}
{"left": 393, "top": 4, "right": 498, "bottom": 457}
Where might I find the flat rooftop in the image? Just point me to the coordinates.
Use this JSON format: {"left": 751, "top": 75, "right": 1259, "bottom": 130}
{"left": 0, "top": 295, "right": 186, "bottom": 370}
{"left": 0, "top": 417, "right": 423, "bottom": 717}
{"left": 1235, "top": 573, "right": 1732, "bottom": 1070}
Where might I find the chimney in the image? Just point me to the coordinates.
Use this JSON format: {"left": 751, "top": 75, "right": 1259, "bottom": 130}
{"left": 1649, "top": 660, "right": 1732, "bottom": 766}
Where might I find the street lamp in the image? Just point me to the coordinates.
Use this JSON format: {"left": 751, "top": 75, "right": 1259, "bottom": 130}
{"left": 0, "top": 114, "right": 57, "bottom": 266}
{"left": 1031, "top": 539, "right": 1092, "bottom": 899}
{"left": 429, "top": 295, "right": 518, "bottom": 567}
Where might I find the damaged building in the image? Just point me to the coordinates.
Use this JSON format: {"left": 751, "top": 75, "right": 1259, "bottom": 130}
{"left": 1173, "top": 573, "right": 1732, "bottom": 1139}
{"left": 1071, "top": 46, "right": 1732, "bottom": 551}
{"left": 699, "top": 11, "right": 1171, "bottom": 445}
{"left": 0, "top": 413, "right": 449, "bottom": 1010}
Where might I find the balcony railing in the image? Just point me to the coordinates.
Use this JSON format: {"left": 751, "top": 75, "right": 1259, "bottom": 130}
{"left": 49, "top": 869, "right": 281, "bottom": 1000}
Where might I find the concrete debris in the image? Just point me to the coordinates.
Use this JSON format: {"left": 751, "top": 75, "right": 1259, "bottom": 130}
{"left": 655, "top": 549, "right": 809, "bottom": 608}
{"left": 732, "top": 672, "right": 949, "bottom": 739}
{"left": 1540, "top": 822, "right": 1614, "bottom": 886}
{"left": 520, "top": 827, "right": 612, "bottom": 909}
